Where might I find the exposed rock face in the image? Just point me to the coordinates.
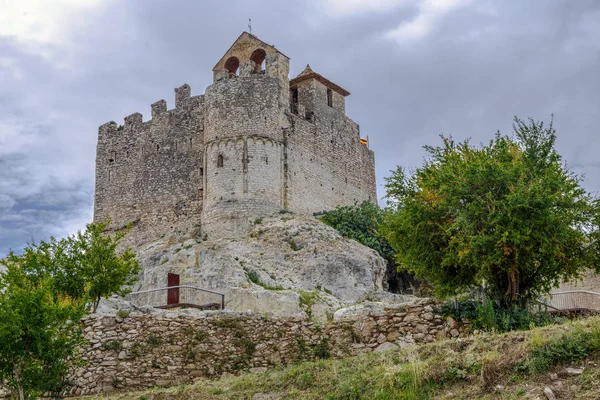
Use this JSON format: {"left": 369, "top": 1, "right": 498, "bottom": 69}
{"left": 129, "top": 216, "right": 389, "bottom": 321}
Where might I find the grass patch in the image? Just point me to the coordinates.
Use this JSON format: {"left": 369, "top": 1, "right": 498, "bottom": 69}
{"left": 102, "top": 340, "right": 122, "bottom": 351}
{"left": 246, "top": 269, "right": 284, "bottom": 291}
{"left": 287, "top": 239, "right": 303, "bottom": 251}
{"left": 298, "top": 290, "right": 320, "bottom": 318}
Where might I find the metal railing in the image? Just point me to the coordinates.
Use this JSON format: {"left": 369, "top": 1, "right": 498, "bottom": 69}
{"left": 127, "top": 286, "right": 225, "bottom": 310}
{"left": 545, "top": 290, "right": 600, "bottom": 312}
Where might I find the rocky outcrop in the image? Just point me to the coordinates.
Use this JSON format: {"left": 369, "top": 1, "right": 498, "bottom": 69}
{"left": 129, "top": 216, "right": 393, "bottom": 321}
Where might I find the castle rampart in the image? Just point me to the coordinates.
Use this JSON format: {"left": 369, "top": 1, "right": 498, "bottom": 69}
{"left": 94, "top": 32, "right": 376, "bottom": 246}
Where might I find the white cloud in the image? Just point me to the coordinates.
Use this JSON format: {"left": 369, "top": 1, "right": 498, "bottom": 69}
{"left": 0, "top": 0, "right": 105, "bottom": 44}
{"left": 320, "top": 0, "right": 411, "bottom": 16}
{"left": 385, "top": 0, "right": 472, "bottom": 42}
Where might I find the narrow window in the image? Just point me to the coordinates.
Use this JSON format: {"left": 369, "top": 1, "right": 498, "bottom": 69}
{"left": 200, "top": 167, "right": 204, "bottom": 176}
{"left": 290, "top": 88, "right": 299, "bottom": 115}
{"left": 327, "top": 88, "right": 333, "bottom": 107}
{"left": 217, "top": 154, "right": 224, "bottom": 168}
{"left": 199, "top": 188, "right": 204, "bottom": 200}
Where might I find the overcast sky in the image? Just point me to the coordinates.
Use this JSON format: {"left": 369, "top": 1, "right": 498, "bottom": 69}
{"left": 1, "top": 0, "right": 599, "bottom": 256}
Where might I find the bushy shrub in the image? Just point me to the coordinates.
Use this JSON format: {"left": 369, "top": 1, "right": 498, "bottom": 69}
{"left": 442, "top": 298, "right": 557, "bottom": 332}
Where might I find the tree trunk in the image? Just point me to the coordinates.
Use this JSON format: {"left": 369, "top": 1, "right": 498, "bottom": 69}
{"left": 13, "top": 360, "right": 24, "bottom": 400}
{"left": 504, "top": 266, "right": 520, "bottom": 302}
{"left": 93, "top": 296, "right": 100, "bottom": 313}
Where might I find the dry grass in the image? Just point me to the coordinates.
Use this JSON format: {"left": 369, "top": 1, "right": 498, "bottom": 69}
{"left": 81, "top": 316, "right": 600, "bottom": 400}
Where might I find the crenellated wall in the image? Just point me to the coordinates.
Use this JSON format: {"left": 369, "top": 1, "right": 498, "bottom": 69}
{"left": 94, "top": 84, "right": 205, "bottom": 247}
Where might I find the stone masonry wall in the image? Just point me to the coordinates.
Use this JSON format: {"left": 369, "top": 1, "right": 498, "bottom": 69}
{"left": 286, "top": 110, "right": 376, "bottom": 214}
{"left": 53, "top": 299, "right": 466, "bottom": 397}
{"left": 94, "top": 84, "right": 204, "bottom": 248}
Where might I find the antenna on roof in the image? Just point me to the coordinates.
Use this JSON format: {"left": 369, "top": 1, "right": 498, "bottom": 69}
{"left": 248, "top": 18, "right": 252, "bottom": 35}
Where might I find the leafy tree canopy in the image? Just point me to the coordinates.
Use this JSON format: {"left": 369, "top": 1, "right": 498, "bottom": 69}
{"left": 0, "top": 262, "right": 85, "bottom": 399}
{"left": 0, "top": 221, "right": 140, "bottom": 398}
{"left": 317, "top": 201, "right": 394, "bottom": 260}
{"left": 3, "top": 220, "right": 140, "bottom": 312}
{"left": 383, "top": 117, "right": 600, "bottom": 304}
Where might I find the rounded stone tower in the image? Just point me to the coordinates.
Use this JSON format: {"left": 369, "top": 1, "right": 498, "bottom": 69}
{"left": 201, "top": 32, "right": 290, "bottom": 239}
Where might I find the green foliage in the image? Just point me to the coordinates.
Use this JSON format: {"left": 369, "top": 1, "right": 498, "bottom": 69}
{"left": 313, "top": 337, "right": 331, "bottom": 359}
{"left": 3, "top": 220, "right": 140, "bottom": 312}
{"left": 298, "top": 290, "right": 319, "bottom": 318}
{"left": 246, "top": 270, "right": 261, "bottom": 285}
{"left": 442, "top": 298, "right": 557, "bottom": 332}
{"left": 286, "top": 239, "right": 303, "bottom": 251}
{"left": 193, "top": 330, "right": 207, "bottom": 342}
{"left": 518, "top": 324, "right": 600, "bottom": 374}
{"left": 246, "top": 269, "right": 284, "bottom": 291}
{"left": 117, "top": 309, "right": 130, "bottom": 319}
{"left": 146, "top": 333, "right": 162, "bottom": 348}
{"left": 0, "top": 220, "right": 140, "bottom": 399}
{"left": 317, "top": 201, "right": 394, "bottom": 261}
{"left": 0, "top": 265, "right": 85, "bottom": 399}
{"left": 102, "top": 340, "right": 122, "bottom": 351}
{"left": 384, "top": 117, "right": 600, "bottom": 304}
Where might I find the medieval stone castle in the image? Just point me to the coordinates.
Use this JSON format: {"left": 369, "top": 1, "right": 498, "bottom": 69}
{"left": 94, "top": 32, "right": 376, "bottom": 244}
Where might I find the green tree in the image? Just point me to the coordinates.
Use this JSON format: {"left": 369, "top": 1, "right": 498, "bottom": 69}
{"left": 383, "top": 117, "right": 600, "bottom": 304}
{"left": 0, "top": 265, "right": 85, "bottom": 399}
{"left": 316, "top": 201, "right": 417, "bottom": 292}
{"left": 5, "top": 221, "right": 140, "bottom": 312}
{"left": 0, "top": 221, "right": 140, "bottom": 398}
{"left": 71, "top": 221, "right": 140, "bottom": 312}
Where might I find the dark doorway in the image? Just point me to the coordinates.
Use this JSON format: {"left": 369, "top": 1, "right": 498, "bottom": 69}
{"left": 167, "top": 273, "right": 180, "bottom": 305}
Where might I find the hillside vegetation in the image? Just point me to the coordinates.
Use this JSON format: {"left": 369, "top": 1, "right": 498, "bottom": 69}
{"left": 83, "top": 316, "right": 600, "bottom": 400}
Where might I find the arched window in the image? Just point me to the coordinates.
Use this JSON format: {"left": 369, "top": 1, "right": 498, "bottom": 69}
{"left": 224, "top": 56, "right": 239, "bottom": 76}
{"left": 250, "top": 49, "right": 266, "bottom": 73}
{"left": 217, "top": 154, "right": 224, "bottom": 167}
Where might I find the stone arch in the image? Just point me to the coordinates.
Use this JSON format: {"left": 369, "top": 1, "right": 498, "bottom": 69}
{"left": 250, "top": 49, "right": 266, "bottom": 73}
{"left": 224, "top": 56, "right": 239, "bottom": 76}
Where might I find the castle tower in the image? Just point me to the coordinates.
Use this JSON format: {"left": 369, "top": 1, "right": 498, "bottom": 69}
{"left": 201, "top": 32, "right": 291, "bottom": 238}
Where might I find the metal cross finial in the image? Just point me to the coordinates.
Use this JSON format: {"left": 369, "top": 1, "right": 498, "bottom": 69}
{"left": 248, "top": 18, "right": 252, "bottom": 35}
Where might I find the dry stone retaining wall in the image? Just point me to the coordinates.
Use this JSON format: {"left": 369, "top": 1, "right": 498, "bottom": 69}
{"left": 39, "top": 299, "right": 467, "bottom": 397}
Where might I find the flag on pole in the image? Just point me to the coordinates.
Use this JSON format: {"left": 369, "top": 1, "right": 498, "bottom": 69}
{"left": 360, "top": 138, "right": 368, "bottom": 146}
